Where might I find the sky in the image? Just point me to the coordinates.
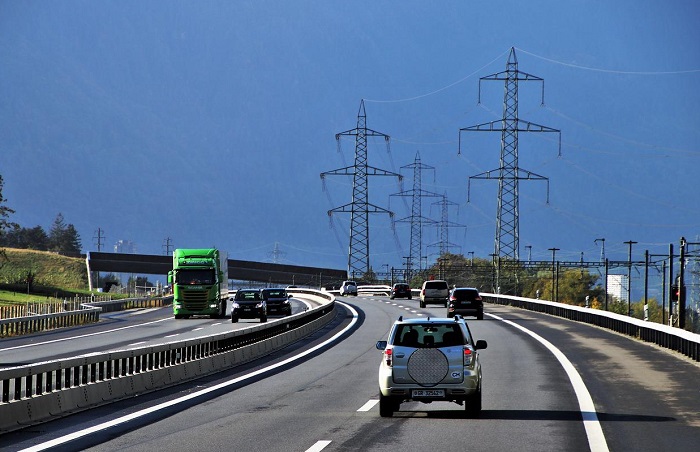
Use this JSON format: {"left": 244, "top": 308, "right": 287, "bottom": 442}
{"left": 1, "top": 1, "right": 699, "bottom": 279}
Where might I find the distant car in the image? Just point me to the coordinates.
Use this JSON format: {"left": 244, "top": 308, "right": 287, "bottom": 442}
{"left": 376, "top": 315, "right": 487, "bottom": 417}
{"left": 261, "top": 288, "right": 292, "bottom": 316}
{"left": 390, "top": 283, "right": 412, "bottom": 300}
{"left": 231, "top": 289, "right": 267, "bottom": 323}
{"left": 447, "top": 288, "right": 484, "bottom": 320}
{"left": 420, "top": 280, "right": 450, "bottom": 308}
{"left": 340, "top": 280, "right": 358, "bottom": 296}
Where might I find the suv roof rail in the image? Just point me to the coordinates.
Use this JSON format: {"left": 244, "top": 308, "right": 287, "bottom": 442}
{"left": 398, "top": 315, "right": 403, "bottom": 321}
{"left": 454, "top": 315, "right": 463, "bottom": 321}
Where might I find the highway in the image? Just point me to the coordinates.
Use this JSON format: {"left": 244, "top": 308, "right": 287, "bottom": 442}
{"left": 2, "top": 295, "right": 700, "bottom": 451}
{"left": 0, "top": 297, "right": 315, "bottom": 366}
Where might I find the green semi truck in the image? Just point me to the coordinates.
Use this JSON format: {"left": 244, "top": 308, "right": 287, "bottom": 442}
{"left": 168, "top": 248, "right": 228, "bottom": 319}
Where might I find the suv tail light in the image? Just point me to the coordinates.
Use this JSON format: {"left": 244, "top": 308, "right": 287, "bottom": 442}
{"left": 463, "top": 346, "right": 474, "bottom": 366}
{"left": 384, "top": 348, "right": 393, "bottom": 367}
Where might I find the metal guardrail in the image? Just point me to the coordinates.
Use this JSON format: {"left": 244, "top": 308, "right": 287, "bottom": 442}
{"left": 0, "top": 296, "right": 174, "bottom": 338}
{"left": 484, "top": 293, "right": 700, "bottom": 362}
{"left": 0, "top": 289, "right": 335, "bottom": 434}
{"left": 0, "top": 307, "right": 102, "bottom": 338}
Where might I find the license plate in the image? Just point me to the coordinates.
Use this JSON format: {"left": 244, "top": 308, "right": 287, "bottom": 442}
{"left": 412, "top": 389, "right": 445, "bottom": 397}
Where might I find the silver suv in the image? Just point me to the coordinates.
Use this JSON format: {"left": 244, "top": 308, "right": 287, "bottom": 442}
{"left": 420, "top": 280, "right": 450, "bottom": 308}
{"left": 340, "top": 280, "right": 358, "bottom": 296}
{"left": 376, "top": 316, "right": 487, "bottom": 417}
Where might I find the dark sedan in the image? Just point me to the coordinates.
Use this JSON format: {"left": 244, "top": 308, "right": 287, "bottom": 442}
{"left": 390, "top": 283, "right": 412, "bottom": 300}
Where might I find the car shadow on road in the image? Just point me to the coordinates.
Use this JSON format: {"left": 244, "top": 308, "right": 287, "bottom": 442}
{"left": 394, "top": 409, "right": 676, "bottom": 422}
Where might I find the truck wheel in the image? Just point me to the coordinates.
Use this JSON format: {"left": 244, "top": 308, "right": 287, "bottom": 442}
{"left": 477, "top": 310, "right": 484, "bottom": 320}
{"left": 174, "top": 314, "right": 183, "bottom": 319}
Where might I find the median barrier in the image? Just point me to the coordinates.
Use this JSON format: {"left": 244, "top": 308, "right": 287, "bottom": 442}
{"left": 483, "top": 293, "right": 700, "bottom": 362}
{"left": 0, "top": 290, "right": 335, "bottom": 434}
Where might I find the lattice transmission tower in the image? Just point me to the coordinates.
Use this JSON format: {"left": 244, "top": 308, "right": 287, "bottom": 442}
{"left": 321, "top": 100, "right": 402, "bottom": 279}
{"left": 459, "top": 47, "right": 561, "bottom": 264}
{"left": 428, "top": 192, "right": 465, "bottom": 257}
{"left": 390, "top": 151, "right": 441, "bottom": 277}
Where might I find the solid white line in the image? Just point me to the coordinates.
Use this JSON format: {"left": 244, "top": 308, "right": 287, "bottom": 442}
{"left": 0, "top": 317, "right": 172, "bottom": 352}
{"left": 306, "top": 440, "right": 332, "bottom": 452}
{"left": 127, "top": 342, "right": 146, "bottom": 347}
{"left": 20, "top": 301, "right": 359, "bottom": 452}
{"left": 357, "top": 399, "right": 379, "bottom": 412}
{"left": 191, "top": 328, "right": 204, "bottom": 332}
{"left": 487, "top": 312, "right": 609, "bottom": 452}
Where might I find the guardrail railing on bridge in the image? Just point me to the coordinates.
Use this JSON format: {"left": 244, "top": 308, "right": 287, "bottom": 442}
{"left": 0, "top": 296, "right": 174, "bottom": 338}
{"left": 484, "top": 293, "right": 700, "bottom": 362}
{"left": 0, "top": 289, "right": 335, "bottom": 434}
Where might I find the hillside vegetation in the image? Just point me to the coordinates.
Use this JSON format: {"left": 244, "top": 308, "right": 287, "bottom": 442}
{"left": 0, "top": 248, "right": 88, "bottom": 297}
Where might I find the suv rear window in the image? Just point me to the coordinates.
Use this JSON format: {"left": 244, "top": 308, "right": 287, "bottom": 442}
{"left": 424, "top": 281, "right": 448, "bottom": 290}
{"left": 452, "top": 289, "right": 480, "bottom": 301}
{"left": 393, "top": 323, "right": 466, "bottom": 348}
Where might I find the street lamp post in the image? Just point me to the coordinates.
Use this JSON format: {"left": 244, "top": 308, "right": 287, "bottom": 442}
{"left": 548, "top": 247, "right": 560, "bottom": 302}
{"left": 624, "top": 240, "right": 637, "bottom": 317}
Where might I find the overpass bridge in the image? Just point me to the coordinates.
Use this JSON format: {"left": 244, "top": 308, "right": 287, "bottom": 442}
{"left": 85, "top": 251, "right": 347, "bottom": 289}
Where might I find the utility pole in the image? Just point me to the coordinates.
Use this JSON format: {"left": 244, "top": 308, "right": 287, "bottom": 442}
{"left": 93, "top": 228, "right": 105, "bottom": 252}
{"left": 162, "top": 237, "right": 173, "bottom": 256}
{"left": 321, "top": 100, "right": 402, "bottom": 279}
{"left": 595, "top": 238, "right": 606, "bottom": 263}
{"left": 390, "top": 151, "right": 440, "bottom": 278}
{"left": 624, "top": 240, "right": 637, "bottom": 316}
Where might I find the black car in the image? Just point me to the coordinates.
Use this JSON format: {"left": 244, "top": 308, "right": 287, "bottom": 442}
{"left": 231, "top": 289, "right": 267, "bottom": 323}
{"left": 447, "top": 288, "right": 484, "bottom": 320}
{"left": 390, "top": 283, "right": 412, "bottom": 300}
{"left": 261, "top": 288, "right": 292, "bottom": 316}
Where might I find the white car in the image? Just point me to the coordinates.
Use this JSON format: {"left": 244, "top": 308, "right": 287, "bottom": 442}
{"left": 376, "top": 316, "right": 487, "bottom": 417}
{"left": 420, "top": 280, "right": 450, "bottom": 308}
{"left": 340, "top": 280, "right": 358, "bottom": 296}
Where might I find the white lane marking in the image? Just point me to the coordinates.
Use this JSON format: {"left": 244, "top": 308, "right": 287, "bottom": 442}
{"left": 21, "top": 301, "right": 360, "bottom": 452}
{"left": 211, "top": 323, "right": 222, "bottom": 326}
{"left": 488, "top": 312, "right": 609, "bottom": 452}
{"left": 191, "top": 328, "right": 204, "bottom": 332}
{"left": 357, "top": 399, "right": 379, "bottom": 412}
{"left": 0, "top": 317, "right": 172, "bottom": 352}
{"left": 306, "top": 440, "right": 332, "bottom": 452}
{"left": 164, "top": 334, "right": 179, "bottom": 339}
{"left": 127, "top": 342, "right": 146, "bottom": 347}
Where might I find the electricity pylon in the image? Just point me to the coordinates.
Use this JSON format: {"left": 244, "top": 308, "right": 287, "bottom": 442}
{"left": 427, "top": 192, "right": 466, "bottom": 257}
{"left": 390, "top": 151, "right": 441, "bottom": 278}
{"left": 459, "top": 47, "right": 561, "bottom": 263}
{"left": 321, "top": 100, "right": 402, "bottom": 279}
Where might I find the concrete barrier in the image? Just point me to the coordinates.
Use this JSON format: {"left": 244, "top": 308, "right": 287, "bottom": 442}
{"left": 0, "top": 290, "right": 335, "bottom": 434}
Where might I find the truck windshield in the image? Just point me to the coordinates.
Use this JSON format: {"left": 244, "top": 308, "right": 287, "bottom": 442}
{"left": 176, "top": 269, "right": 215, "bottom": 285}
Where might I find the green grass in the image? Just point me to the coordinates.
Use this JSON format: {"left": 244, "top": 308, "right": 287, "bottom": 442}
{"left": 0, "top": 248, "right": 90, "bottom": 304}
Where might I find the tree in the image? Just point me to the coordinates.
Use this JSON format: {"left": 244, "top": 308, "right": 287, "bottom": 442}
{"left": 48, "top": 213, "right": 82, "bottom": 255}
{"left": 0, "top": 175, "right": 18, "bottom": 270}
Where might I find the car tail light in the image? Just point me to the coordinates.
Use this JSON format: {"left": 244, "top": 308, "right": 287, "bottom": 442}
{"left": 463, "top": 347, "right": 474, "bottom": 366}
{"left": 384, "top": 348, "right": 393, "bottom": 367}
